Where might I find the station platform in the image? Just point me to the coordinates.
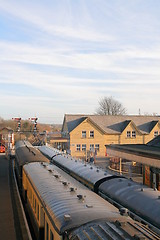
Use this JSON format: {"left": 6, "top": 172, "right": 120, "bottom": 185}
{"left": 0, "top": 154, "right": 30, "bottom": 240}
{"left": 0, "top": 154, "right": 17, "bottom": 239}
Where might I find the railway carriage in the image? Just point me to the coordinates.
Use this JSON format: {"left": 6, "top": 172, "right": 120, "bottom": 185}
{"left": 15, "top": 141, "right": 49, "bottom": 189}
{"left": 23, "top": 162, "right": 157, "bottom": 240}
{"left": 39, "top": 145, "right": 121, "bottom": 192}
{"left": 39, "top": 145, "right": 160, "bottom": 231}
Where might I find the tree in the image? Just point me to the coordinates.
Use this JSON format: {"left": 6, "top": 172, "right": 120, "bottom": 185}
{"left": 96, "top": 96, "right": 127, "bottom": 115}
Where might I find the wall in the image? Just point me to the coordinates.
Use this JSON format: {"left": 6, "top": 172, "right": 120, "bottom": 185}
{"left": 70, "top": 119, "right": 105, "bottom": 158}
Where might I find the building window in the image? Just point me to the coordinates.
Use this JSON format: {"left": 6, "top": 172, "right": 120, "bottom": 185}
{"left": 82, "top": 131, "right": 86, "bottom": 138}
{"left": 82, "top": 144, "right": 86, "bottom": 151}
{"left": 132, "top": 131, "right": 136, "bottom": 138}
{"left": 76, "top": 144, "right": 81, "bottom": 151}
{"left": 154, "top": 131, "right": 158, "bottom": 137}
{"left": 90, "top": 144, "right": 94, "bottom": 151}
{"left": 90, "top": 131, "right": 94, "bottom": 138}
{"left": 95, "top": 144, "right": 100, "bottom": 152}
{"left": 127, "top": 131, "right": 131, "bottom": 138}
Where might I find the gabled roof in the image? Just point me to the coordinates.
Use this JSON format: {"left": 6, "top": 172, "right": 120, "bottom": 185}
{"left": 63, "top": 114, "right": 160, "bottom": 135}
{"left": 147, "top": 135, "right": 160, "bottom": 147}
{"left": 64, "top": 115, "right": 87, "bottom": 133}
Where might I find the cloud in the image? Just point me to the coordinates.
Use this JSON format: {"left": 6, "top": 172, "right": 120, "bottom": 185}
{"left": 0, "top": 1, "right": 160, "bottom": 122}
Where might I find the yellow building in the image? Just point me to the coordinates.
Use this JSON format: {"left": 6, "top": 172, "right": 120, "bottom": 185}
{"left": 61, "top": 114, "right": 160, "bottom": 158}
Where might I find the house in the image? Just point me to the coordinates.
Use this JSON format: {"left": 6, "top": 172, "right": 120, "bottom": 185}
{"left": 61, "top": 114, "right": 160, "bottom": 158}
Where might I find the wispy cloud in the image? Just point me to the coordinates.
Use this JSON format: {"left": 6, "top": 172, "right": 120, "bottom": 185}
{"left": 0, "top": 0, "right": 160, "bottom": 122}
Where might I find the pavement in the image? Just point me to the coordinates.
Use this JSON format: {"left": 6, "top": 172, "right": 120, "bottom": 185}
{"left": 94, "top": 157, "right": 143, "bottom": 184}
{"left": 0, "top": 154, "right": 17, "bottom": 240}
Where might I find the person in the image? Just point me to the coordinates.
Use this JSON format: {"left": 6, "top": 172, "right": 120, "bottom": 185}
{"left": 90, "top": 157, "right": 94, "bottom": 164}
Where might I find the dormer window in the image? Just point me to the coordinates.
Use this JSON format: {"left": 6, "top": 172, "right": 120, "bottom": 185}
{"left": 132, "top": 131, "right": 136, "bottom": 138}
{"left": 154, "top": 131, "right": 158, "bottom": 137}
{"left": 127, "top": 131, "right": 131, "bottom": 138}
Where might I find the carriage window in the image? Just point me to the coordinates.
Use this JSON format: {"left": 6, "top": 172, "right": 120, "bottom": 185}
{"left": 50, "top": 230, "right": 54, "bottom": 240}
{"left": 37, "top": 204, "right": 39, "bottom": 220}
{"left": 46, "top": 221, "right": 49, "bottom": 240}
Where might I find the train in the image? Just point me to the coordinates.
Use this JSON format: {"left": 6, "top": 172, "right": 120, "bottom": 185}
{"left": 38, "top": 145, "right": 160, "bottom": 231}
{"left": 15, "top": 140, "right": 159, "bottom": 240}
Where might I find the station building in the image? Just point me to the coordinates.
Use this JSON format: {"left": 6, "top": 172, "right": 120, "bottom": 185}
{"left": 61, "top": 114, "right": 160, "bottom": 158}
{"left": 106, "top": 136, "right": 160, "bottom": 190}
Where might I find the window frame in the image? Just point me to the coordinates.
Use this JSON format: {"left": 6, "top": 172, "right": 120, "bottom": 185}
{"left": 127, "top": 131, "right": 131, "bottom": 138}
{"left": 90, "top": 130, "right": 94, "bottom": 138}
{"left": 82, "top": 144, "right": 86, "bottom": 151}
{"left": 82, "top": 131, "right": 86, "bottom": 138}
{"left": 154, "top": 131, "right": 158, "bottom": 137}
{"left": 132, "top": 131, "right": 136, "bottom": 138}
{"left": 76, "top": 144, "right": 81, "bottom": 151}
{"left": 95, "top": 144, "right": 100, "bottom": 152}
{"left": 90, "top": 144, "right": 94, "bottom": 151}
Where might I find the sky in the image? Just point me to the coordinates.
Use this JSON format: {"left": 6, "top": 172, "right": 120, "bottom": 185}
{"left": 0, "top": 0, "right": 160, "bottom": 124}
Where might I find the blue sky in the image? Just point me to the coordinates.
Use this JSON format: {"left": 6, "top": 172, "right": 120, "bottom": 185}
{"left": 0, "top": 0, "right": 160, "bottom": 124}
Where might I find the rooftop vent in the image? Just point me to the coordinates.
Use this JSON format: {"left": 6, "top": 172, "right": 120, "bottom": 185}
{"left": 77, "top": 194, "right": 85, "bottom": 200}
{"left": 64, "top": 214, "right": 71, "bottom": 221}
{"left": 134, "top": 234, "right": 145, "bottom": 240}
{"left": 63, "top": 181, "right": 68, "bottom": 186}
{"left": 70, "top": 187, "right": 76, "bottom": 192}
{"left": 86, "top": 204, "right": 93, "bottom": 208}
{"left": 54, "top": 174, "right": 60, "bottom": 178}
{"left": 119, "top": 208, "right": 128, "bottom": 216}
{"left": 115, "top": 220, "right": 126, "bottom": 227}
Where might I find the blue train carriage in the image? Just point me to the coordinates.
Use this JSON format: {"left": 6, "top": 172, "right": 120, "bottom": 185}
{"left": 98, "top": 177, "right": 160, "bottom": 231}
{"left": 39, "top": 145, "right": 121, "bottom": 192}
{"left": 15, "top": 140, "right": 49, "bottom": 189}
{"left": 22, "top": 161, "right": 159, "bottom": 240}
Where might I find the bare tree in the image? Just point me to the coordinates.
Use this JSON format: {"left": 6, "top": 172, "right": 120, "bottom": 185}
{"left": 96, "top": 96, "right": 127, "bottom": 115}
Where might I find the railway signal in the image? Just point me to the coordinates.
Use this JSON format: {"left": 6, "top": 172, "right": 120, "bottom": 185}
{"left": 12, "top": 117, "right": 21, "bottom": 132}
{"left": 29, "top": 117, "right": 38, "bottom": 136}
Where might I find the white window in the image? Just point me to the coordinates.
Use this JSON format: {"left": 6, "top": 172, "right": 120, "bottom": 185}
{"left": 82, "top": 144, "right": 86, "bottom": 151}
{"left": 132, "top": 131, "right": 136, "bottom": 138}
{"left": 82, "top": 131, "right": 86, "bottom": 138}
{"left": 154, "top": 131, "right": 158, "bottom": 137}
{"left": 127, "top": 131, "right": 131, "bottom": 138}
{"left": 95, "top": 144, "right": 100, "bottom": 152}
{"left": 90, "top": 131, "right": 94, "bottom": 138}
{"left": 76, "top": 144, "right": 81, "bottom": 151}
{"left": 90, "top": 144, "right": 94, "bottom": 151}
